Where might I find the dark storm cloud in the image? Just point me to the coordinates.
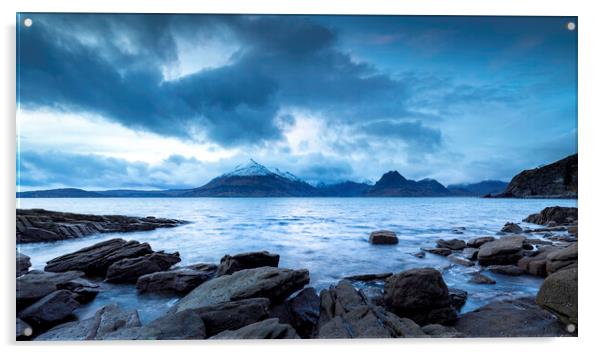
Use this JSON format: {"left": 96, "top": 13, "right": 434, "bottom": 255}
{"left": 18, "top": 14, "right": 416, "bottom": 147}
{"left": 360, "top": 120, "right": 442, "bottom": 152}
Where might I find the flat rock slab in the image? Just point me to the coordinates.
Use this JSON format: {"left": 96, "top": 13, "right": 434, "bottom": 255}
{"left": 44, "top": 238, "right": 152, "bottom": 276}
{"left": 136, "top": 268, "right": 213, "bottom": 294}
{"left": 105, "top": 251, "right": 181, "bottom": 283}
{"left": 17, "top": 270, "right": 85, "bottom": 308}
{"left": 176, "top": 266, "right": 309, "bottom": 312}
{"left": 466, "top": 236, "right": 495, "bottom": 248}
{"left": 436, "top": 239, "right": 466, "bottom": 250}
{"left": 477, "top": 235, "right": 526, "bottom": 266}
{"left": 101, "top": 309, "right": 206, "bottom": 340}
{"left": 19, "top": 290, "right": 80, "bottom": 329}
{"left": 17, "top": 208, "right": 185, "bottom": 243}
{"left": 455, "top": 297, "right": 569, "bottom": 337}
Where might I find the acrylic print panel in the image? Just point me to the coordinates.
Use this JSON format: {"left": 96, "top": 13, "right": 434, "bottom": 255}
{"left": 16, "top": 13, "right": 577, "bottom": 340}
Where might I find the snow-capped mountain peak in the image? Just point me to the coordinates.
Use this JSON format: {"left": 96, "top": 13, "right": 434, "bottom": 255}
{"left": 222, "top": 159, "right": 302, "bottom": 182}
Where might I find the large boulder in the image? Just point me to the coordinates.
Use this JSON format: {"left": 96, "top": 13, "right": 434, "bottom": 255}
{"left": 383, "top": 268, "right": 456, "bottom": 325}
{"left": 36, "top": 303, "right": 141, "bottom": 340}
{"left": 524, "top": 206, "right": 578, "bottom": 225}
{"left": 517, "top": 245, "right": 562, "bottom": 277}
{"left": 17, "top": 252, "right": 31, "bottom": 277}
{"left": 269, "top": 287, "right": 320, "bottom": 338}
{"left": 136, "top": 268, "right": 213, "bottom": 294}
{"left": 536, "top": 267, "right": 577, "bottom": 326}
{"left": 194, "top": 298, "right": 270, "bottom": 337}
{"left": 216, "top": 251, "right": 280, "bottom": 276}
{"left": 19, "top": 290, "right": 80, "bottom": 329}
{"left": 176, "top": 267, "right": 309, "bottom": 311}
{"left": 546, "top": 243, "right": 578, "bottom": 274}
{"left": 210, "top": 318, "right": 299, "bottom": 339}
{"left": 16, "top": 270, "right": 85, "bottom": 309}
{"left": 455, "top": 297, "right": 567, "bottom": 337}
{"left": 477, "top": 235, "right": 526, "bottom": 266}
{"left": 369, "top": 230, "right": 399, "bottom": 245}
{"left": 436, "top": 239, "right": 466, "bottom": 250}
{"left": 105, "top": 251, "right": 181, "bottom": 283}
{"left": 501, "top": 222, "right": 523, "bottom": 234}
{"left": 44, "top": 238, "right": 152, "bottom": 276}
{"left": 317, "top": 280, "right": 428, "bottom": 338}
{"left": 101, "top": 309, "right": 206, "bottom": 340}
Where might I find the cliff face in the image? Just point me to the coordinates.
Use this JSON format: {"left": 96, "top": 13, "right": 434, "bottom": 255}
{"left": 497, "top": 154, "right": 577, "bottom": 198}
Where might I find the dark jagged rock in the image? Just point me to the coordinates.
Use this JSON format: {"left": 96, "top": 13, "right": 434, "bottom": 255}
{"left": 455, "top": 297, "right": 568, "bottom": 337}
{"left": 176, "top": 267, "right": 310, "bottom": 311}
{"left": 524, "top": 206, "right": 578, "bottom": 225}
{"left": 383, "top": 268, "right": 457, "bottom": 325}
{"left": 56, "top": 278, "right": 100, "bottom": 304}
{"left": 44, "top": 238, "right": 152, "bottom": 276}
{"left": 364, "top": 171, "right": 451, "bottom": 197}
{"left": 421, "top": 247, "right": 452, "bottom": 256}
{"left": 501, "top": 222, "right": 523, "bottom": 234}
{"left": 269, "top": 287, "right": 320, "bottom": 338}
{"left": 466, "top": 236, "right": 495, "bottom": 248}
{"left": 136, "top": 268, "right": 213, "bottom": 294}
{"left": 216, "top": 251, "right": 280, "bottom": 276}
{"left": 436, "top": 238, "right": 466, "bottom": 250}
{"left": 448, "top": 288, "right": 468, "bottom": 311}
{"left": 496, "top": 154, "right": 577, "bottom": 198}
{"left": 477, "top": 235, "right": 526, "bottom": 266}
{"left": 102, "top": 309, "right": 206, "bottom": 340}
{"left": 19, "top": 290, "right": 79, "bottom": 329}
{"left": 369, "top": 230, "right": 399, "bottom": 245}
{"left": 318, "top": 280, "right": 428, "bottom": 338}
{"left": 17, "top": 252, "right": 31, "bottom": 277}
{"left": 536, "top": 267, "right": 578, "bottom": 326}
{"left": 194, "top": 298, "right": 270, "bottom": 337}
{"left": 36, "top": 303, "right": 141, "bottom": 340}
{"left": 105, "top": 251, "right": 181, "bottom": 283}
{"left": 487, "top": 265, "right": 526, "bottom": 276}
{"left": 16, "top": 270, "right": 85, "bottom": 309}
{"left": 17, "top": 209, "right": 184, "bottom": 243}
{"left": 546, "top": 243, "right": 578, "bottom": 274}
{"left": 210, "top": 318, "right": 299, "bottom": 339}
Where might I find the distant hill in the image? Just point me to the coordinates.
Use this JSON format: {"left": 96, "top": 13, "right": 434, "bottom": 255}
{"left": 447, "top": 180, "right": 508, "bottom": 197}
{"left": 316, "top": 181, "right": 372, "bottom": 197}
{"left": 16, "top": 188, "right": 105, "bottom": 198}
{"left": 494, "top": 154, "right": 577, "bottom": 198}
{"left": 364, "top": 171, "right": 450, "bottom": 197}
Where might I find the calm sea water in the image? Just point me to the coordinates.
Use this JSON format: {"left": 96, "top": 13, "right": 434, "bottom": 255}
{"left": 17, "top": 197, "right": 577, "bottom": 323}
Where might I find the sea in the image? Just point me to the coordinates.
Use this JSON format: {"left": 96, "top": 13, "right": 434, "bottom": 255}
{"left": 16, "top": 197, "right": 577, "bottom": 324}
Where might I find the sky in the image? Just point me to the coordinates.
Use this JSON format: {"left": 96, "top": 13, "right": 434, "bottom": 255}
{"left": 16, "top": 14, "right": 577, "bottom": 191}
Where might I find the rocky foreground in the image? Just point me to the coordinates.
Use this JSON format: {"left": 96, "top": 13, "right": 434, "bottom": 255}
{"left": 16, "top": 206, "right": 577, "bottom": 340}
{"left": 17, "top": 209, "right": 186, "bottom": 243}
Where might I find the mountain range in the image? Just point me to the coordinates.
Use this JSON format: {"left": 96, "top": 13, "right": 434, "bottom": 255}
{"left": 17, "top": 158, "right": 510, "bottom": 198}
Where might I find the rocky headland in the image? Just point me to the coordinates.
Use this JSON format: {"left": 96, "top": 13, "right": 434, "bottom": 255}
{"left": 16, "top": 206, "right": 577, "bottom": 340}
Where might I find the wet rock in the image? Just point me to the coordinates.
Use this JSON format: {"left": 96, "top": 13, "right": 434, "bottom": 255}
{"left": 17, "top": 209, "right": 184, "bottom": 243}
{"left": 436, "top": 238, "right": 466, "bottom": 250}
{"left": 270, "top": 287, "right": 320, "bottom": 338}
{"left": 517, "top": 245, "right": 561, "bottom": 277}
{"left": 421, "top": 247, "right": 452, "bottom": 256}
{"left": 56, "top": 278, "right": 100, "bottom": 304}
{"left": 501, "top": 222, "right": 523, "bottom": 234}
{"left": 487, "top": 265, "right": 526, "bottom": 276}
{"left": 524, "top": 206, "right": 578, "bottom": 226}
{"left": 455, "top": 297, "right": 568, "bottom": 337}
{"left": 105, "top": 251, "right": 181, "bottom": 283}
{"left": 447, "top": 254, "right": 475, "bottom": 267}
{"left": 546, "top": 243, "right": 577, "bottom": 274}
{"left": 16, "top": 270, "right": 85, "bottom": 308}
{"left": 477, "top": 235, "right": 526, "bottom": 266}
{"left": 44, "top": 238, "right": 152, "bottom": 276}
{"left": 102, "top": 309, "right": 206, "bottom": 340}
{"left": 536, "top": 267, "right": 577, "bottom": 326}
{"left": 412, "top": 251, "right": 426, "bottom": 258}
{"left": 19, "top": 290, "right": 79, "bottom": 329}
{"left": 466, "top": 236, "right": 495, "bottom": 248}
{"left": 469, "top": 273, "right": 496, "bottom": 284}
{"left": 16, "top": 318, "right": 32, "bottom": 339}
{"left": 136, "top": 268, "right": 213, "bottom": 294}
{"left": 17, "top": 252, "right": 31, "bottom": 277}
{"left": 176, "top": 267, "right": 310, "bottom": 311}
{"left": 462, "top": 247, "right": 479, "bottom": 261}
{"left": 318, "top": 280, "right": 368, "bottom": 326}
{"left": 193, "top": 298, "right": 270, "bottom": 337}
{"left": 448, "top": 288, "right": 468, "bottom": 311}
{"left": 383, "top": 268, "right": 457, "bottom": 325}
{"left": 36, "top": 303, "right": 141, "bottom": 340}
{"left": 210, "top": 318, "right": 299, "bottom": 339}
{"left": 369, "top": 230, "right": 399, "bottom": 245}
{"left": 344, "top": 273, "right": 392, "bottom": 281}
{"left": 421, "top": 324, "right": 464, "bottom": 338}
{"left": 216, "top": 251, "right": 280, "bottom": 276}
